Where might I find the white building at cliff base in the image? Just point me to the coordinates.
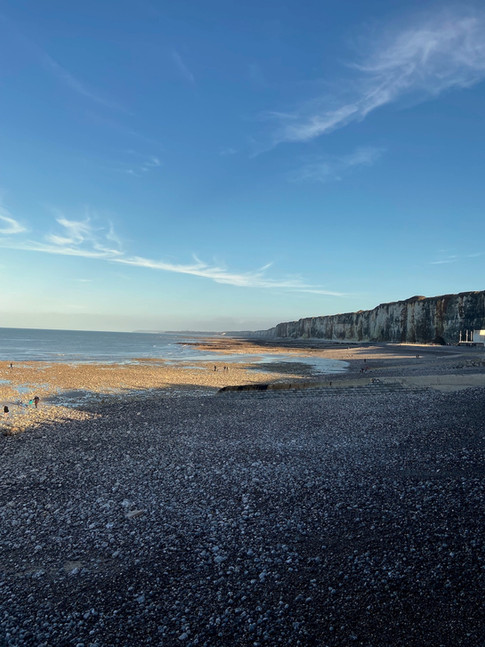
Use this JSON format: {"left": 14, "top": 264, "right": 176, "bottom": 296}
{"left": 458, "top": 330, "right": 485, "bottom": 345}
{"left": 473, "top": 329, "right": 485, "bottom": 345}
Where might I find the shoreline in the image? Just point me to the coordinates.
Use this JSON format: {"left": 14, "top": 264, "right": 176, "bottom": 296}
{"left": 1, "top": 339, "right": 484, "bottom": 434}
{"left": 0, "top": 360, "right": 300, "bottom": 435}
{"left": 1, "top": 338, "right": 484, "bottom": 645}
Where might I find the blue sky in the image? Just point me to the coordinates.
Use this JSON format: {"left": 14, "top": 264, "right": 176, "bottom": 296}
{"left": 0, "top": 0, "right": 484, "bottom": 331}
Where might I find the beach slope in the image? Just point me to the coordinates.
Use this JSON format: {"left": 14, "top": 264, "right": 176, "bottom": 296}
{"left": 0, "top": 371, "right": 483, "bottom": 646}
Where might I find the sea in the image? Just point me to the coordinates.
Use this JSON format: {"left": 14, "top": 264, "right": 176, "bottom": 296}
{"left": 0, "top": 328, "right": 348, "bottom": 375}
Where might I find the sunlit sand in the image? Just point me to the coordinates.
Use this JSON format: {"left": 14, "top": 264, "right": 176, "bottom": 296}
{"left": 1, "top": 338, "right": 484, "bottom": 434}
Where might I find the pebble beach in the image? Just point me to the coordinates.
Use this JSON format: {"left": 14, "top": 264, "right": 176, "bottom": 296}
{"left": 0, "top": 340, "right": 484, "bottom": 646}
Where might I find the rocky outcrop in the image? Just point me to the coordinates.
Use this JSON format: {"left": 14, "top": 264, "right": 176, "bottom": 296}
{"left": 258, "top": 291, "right": 485, "bottom": 344}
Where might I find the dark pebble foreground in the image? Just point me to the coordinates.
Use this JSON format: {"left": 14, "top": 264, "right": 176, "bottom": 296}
{"left": 0, "top": 387, "right": 484, "bottom": 647}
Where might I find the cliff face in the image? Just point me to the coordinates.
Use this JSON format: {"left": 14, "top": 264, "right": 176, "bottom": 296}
{"left": 261, "top": 291, "right": 485, "bottom": 344}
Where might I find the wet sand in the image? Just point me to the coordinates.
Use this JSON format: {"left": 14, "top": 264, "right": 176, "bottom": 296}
{"left": 0, "top": 357, "right": 305, "bottom": 434}
{"left": 192, "top": 335, "right": 481, "bottom": 361}
{"left": 1, "top": 339, "right": 484, "bottom": 434}
{"left": 193, "top": 336, "right": 485, "bottom": 389}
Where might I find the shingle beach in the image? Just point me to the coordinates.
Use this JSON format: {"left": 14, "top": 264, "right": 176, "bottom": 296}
{"left": 0, "top": 340, "right": 484, "bottom": 646}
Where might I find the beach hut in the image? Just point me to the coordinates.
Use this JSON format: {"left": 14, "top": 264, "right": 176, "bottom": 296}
{"left": 472, "top": 329, "right": 485, "bottom": 346}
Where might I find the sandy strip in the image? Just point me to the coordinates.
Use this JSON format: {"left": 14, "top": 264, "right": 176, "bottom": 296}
{"left": 192, "top": 336, "right": 481, "bottom": 360}
{"left": 0, "top": 358, "right": 305, "bottom": 434}
{"left": 1, "top": 338, "right": 484, "bottom": 433}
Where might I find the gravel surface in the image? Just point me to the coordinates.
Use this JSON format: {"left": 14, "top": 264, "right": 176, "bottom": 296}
{"left": 0, "top": 386, "right": 484, "bottom": 646}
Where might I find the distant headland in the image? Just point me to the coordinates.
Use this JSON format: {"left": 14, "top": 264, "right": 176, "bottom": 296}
{"left": 252, "top": 291, "right": 485, "bottom": 345}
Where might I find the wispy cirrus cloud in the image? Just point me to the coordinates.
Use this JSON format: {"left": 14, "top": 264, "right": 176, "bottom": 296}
{"left": 290, "top": 146, "right": 384, "bottom": 183}
{"left": 115, "top": 255, "right": 342, "bottom": 295}
{"left": 123, "top": 155, "right": 161, "bottom": 177}
{"left": 0, "top": 214, "right": 128, "bottom": 263}
{"left": 41, "top": 52, "right": 127, "bottom": 113}
{"left": 0, "top": 210, "right": 342, "bottom": 296}
{"left": 1, "top": 12, "right": 126, "bottom": 114}
{"left": 0, "top": 206, "right": 26, "bottom": 234}
{"left": 267, "top": 7, "right": 485, "bottom": 146}
{"left": 171, "top": 49, "right": 196, "bottom": 85}
{"left": 219, "top": 147, "right": 238, "bottom": 157}
{"left": 430, "top": 251, "right": 482, "bottom": 265}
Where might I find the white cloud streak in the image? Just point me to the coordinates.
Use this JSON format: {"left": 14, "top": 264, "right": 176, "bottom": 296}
{"left": 42, "top": 53, "right": 124, "bottom": 111}
{"left": 0, "top": 213, "right": 343, "bottom": 296}
{"left": 219, "top": 147, "right": 237, "bottom": 157}
{"left": 171, "top": 50, "right": 196, "bottom": 85}
{"left": 0, "top": 207, "right": 26, "bottom": 234}
{"left": 290, "top": 146, "right": 384, "bottom": 183}
{"left": 1, "top": 13, "right": 127, "bottom": 113}
{"left": 123, "top": 154, "right": 161, "bottom": 177}
{"left": 269, "top": 7, "right": 485, "bottom": 145}
{"left": 430, "top": 251, "right": 482, "bottom": 265}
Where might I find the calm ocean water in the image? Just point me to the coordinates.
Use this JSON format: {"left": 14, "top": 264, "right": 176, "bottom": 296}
{"left": 0, "top": 327, "right": 348, "bottom": 374}
{"left": 0, "top": 328, "right": 215, "bottom": 363}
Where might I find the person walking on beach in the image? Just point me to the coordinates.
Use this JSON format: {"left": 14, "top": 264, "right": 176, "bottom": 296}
{"left": 3, "top": 405, "right": 8, "bottom": 417}
{"left": 33, "top": 396, "right": 40, "bottom": 408}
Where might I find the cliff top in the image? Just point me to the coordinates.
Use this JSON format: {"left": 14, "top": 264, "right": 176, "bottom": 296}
{"left": 288, "top": 290, "right": 484, "bottom": 326}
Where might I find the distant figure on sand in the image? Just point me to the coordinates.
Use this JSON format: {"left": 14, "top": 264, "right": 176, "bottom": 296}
{"left": 9, "top": 363, "right": 13, "bottom": 369}
{"left": 33, "top": 396, "right": 40, "bottom": 408}
{"left": 3, "top": 405, "right": 8, "bottom": 417}
{"left": 214, "top": 365, "right": 217, "bottom": 371}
